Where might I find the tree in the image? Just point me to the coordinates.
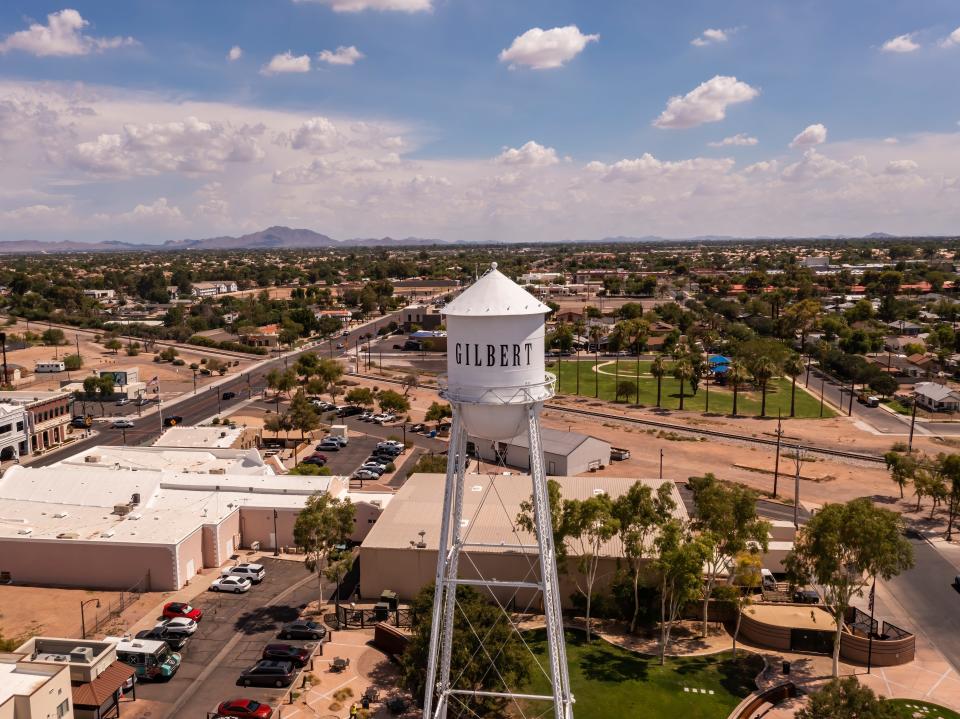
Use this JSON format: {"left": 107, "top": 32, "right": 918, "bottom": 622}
{"left": 517, "top": 479, "right": 568, "bottom": 567}
{"left": 377, "top": 389, "right": 410, "bottom": 414}
{"left": 293, "top": 493, "right": 355, "bottom": 605}
{"left": 400, "top": 372, "right": 419, "bottom": 397}
{"left": 795, "top": 677, "right": 898, "bottom": 719}
{"left": 615, "top": 380, "right": 637, "bottom": 403}
{"left": 729, "top": 551, "right": 763, "bottom": 658}
{"left": 402, "top": 584, "right": 532, "bottom": 719}
{"left": 289, "top": 390, "right": 321, "bottom": 441}
{"left": 613, "top": 481, "right": 676, "bottom": 633}
{"left": 785, "top": 498, "right": 913, "bottom": 676}
{"left": 41, "top": 328, "right": 65, "bottom": 346}
{"left": 562, "top": 494, "right": 619, "bottom": 641}
{"left": 727, "top": 359, "right": 747, "bottom": 417}
{"left": 263, "top": 411, "right": 293, "bottom": 438}
{"left": 749, "top": 355, "right": 777, "bottom": 417}
{"left": 425, "top": 401, "right": 452, "bottom": 428}
{"left": 689, "top": 473, "right": 770, "bottom": 638}
{"left": 345, "top": 387, "right": 374, "bottom": 407}
{"left": 884, "top": 450, "right": 917, "bottom": 499}
{"left": 784, "top": 353, "right": 805, "bottom": 418}
{"left": 938, "top": 453, "right": 960, "bottom": 540}
{"left": 655, "top": 521, "right": 711, "bottom": 665}
{"left": 159, "top": 346, "right": 178, "bottom": 362}
{"left": 104, "top": 338, "right": 122, "bottom": 355}
{"left": 63, "top": 354, "right": 82, "bottom": 371}
{"left": 651, "top": 356, "right": 667, "bottom": 408}
{"left": 672, "top": 358, "right": 692, "bottom": 410}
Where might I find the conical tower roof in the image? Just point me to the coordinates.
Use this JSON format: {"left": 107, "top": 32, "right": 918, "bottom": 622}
{"left": 442, "top": 263, "right": 551, "bottom": 318}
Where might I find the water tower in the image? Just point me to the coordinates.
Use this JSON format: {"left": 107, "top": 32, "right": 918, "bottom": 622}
{"left": 421, "top": 263, "right": 574, "bottom": 719}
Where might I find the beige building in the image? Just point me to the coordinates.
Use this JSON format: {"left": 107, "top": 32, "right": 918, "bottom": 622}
{"left": 0, "top": 653, "right": 73, "bottom": 719}
{"left": 152, "top": 425, "right": 259, "bottom": 450}
{"left": 0, "top": 391, "right": 73, "bottom": 457}
{"left": 359, "top": 473, "right": 686, "bottom": 607}
{"left": 468, "top": 428, "right": 611, "bottom": 476}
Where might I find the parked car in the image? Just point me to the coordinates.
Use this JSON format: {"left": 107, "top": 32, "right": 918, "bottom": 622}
{"left": 216, "top": 698, "right": 273, "bottom": 719}
{"left": 222, "top": 563, "right": 266, "bottom": 584}
{"left": 352, "top": 469, "right": 379, "bottom": 482}
{"left": 261, "top": 643, "right": 310, "bottom": 667}
{"left": 210, "top": 576, "right": 252, "bottom": 593}
{"left": 278, "top": 620, "right": 327, "bottom": 640}
{"left": 323, "top": 435, "right": 348, "bottom": 447}
{"left": 317, "top": 440, "right": 341, "bottom": 452}
{"left": 358, "top": 411, "right": 374, "bottom": 422}
{"left": 793, "top": 588, "right": 820, "bottom": 604}
{"left": 162, "top": 602, "right": 203, "bottom": 621}
{"left": 377, "top": 440, "right": 404, "bottom": 451}
{"left": 359, "top": 464, "right": 386, "bottom": 477}
{"left": 134, "top": 628, "right": 190, "bottom": 651}
{"left": 308, "top": 452, "right": 328, "bottom": 462}
{"left": 222, "top": 391, "right": 237, "bottom": 400}
{"left": 363, "top": 459, "right": 388, "bottom": 470}
{"left": 237, "top": 660, "right": 296, "bottom": 688}
{"left": 115, "top": 397, "right": 131, "bottom": 406}
{"left": 163, "top": 415, "right": 184, "bottom": 427}
{"left": 154, "top": 617, "right": 197, "bottom": 636}
{"left": 112, "top": 419, "right": 135, "bottom": 429}
{"left": 409, "top": 423, "right": 426, "bottom": 433}
{"left": 374, "top": 447, "right": 401, "bottom": 458}
{"left": 336, "top": 405, "right": 364, "bottom": 418}
{"left": 70, "top": 416, "right": 91, "bottom": 428}
{"left": 300, "top": 456, "right": 326, "bottom": 467}
{"left": 372, "top": 413, "right": 396, "bottom": 425}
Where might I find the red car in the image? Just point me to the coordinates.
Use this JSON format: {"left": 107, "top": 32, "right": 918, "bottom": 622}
{"left": 261, "top": 643, "right": 310, "bottom": 667}
{"left": 216, "top": 698, "right": 273, "bottom": 719}
{"left": 162, "top": 602, "right": 203, "bottom": 622}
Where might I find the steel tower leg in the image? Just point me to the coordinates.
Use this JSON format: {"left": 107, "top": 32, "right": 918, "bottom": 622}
{"left": 422, "top": 411, "right": 466, "bottom": 719}
{"left": 527, "top": 404, "right": 575, "bottom": 719}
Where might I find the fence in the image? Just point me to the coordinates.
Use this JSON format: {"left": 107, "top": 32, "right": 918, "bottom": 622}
{"left": 333, "top": 603, "right": 412, "bottom": 630}
{"left": 85, "top": 572, "right": 150, "bottom": 637}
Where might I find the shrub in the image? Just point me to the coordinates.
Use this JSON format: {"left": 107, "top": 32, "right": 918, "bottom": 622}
{"left": 63, "top": 354, "right": 83, "bottom": 371}
{"left": 172, "top": 358, "right": 185, "bottom": 366}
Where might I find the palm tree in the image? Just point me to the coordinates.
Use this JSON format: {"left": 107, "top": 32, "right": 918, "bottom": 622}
{"left": 784, "top": 354, "right": 806, "bottom": 418}
{"left": 727, "top": 360, "right": 747, "bottom": 417}
{"left": 573, "top": 318, "right": 587, "bottom": 395}
{"left": 589, "top": 326, "right": 604, "bottom": 399}
{"left": 750, "top": 356, "right": 777, "bottom": 417}
{"left": 651, "top": 355, "right": 667, "bottom": 408}
{"left": 633, "top": 320, "right": 649, "bottom": 404}
{"left": 673, "top": 358, "right": 692, "bottom": 410}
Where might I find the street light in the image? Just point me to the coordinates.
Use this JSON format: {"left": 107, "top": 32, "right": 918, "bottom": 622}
{"left": 273, "top": 509, "right": 280, "bottom": 557}
{"left": 80, "top": 597, "right": 101, "bottom": 639}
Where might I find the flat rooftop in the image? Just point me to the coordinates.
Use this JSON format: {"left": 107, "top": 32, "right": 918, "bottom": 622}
{"left": 0, "top": 656, "right": 61, "bottom": 705}
{"left": 56, "top": 445, "right": 273, "bottom": 476}
{"left": 153, "top": 426, "right": 246, "bottom": 449}
{"left": 744, "top": 603, "right": 837, "bottom": 631}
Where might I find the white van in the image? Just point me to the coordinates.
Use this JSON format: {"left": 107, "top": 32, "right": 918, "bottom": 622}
{"left": 35, "top": 361, "right": 66, "bottom": 373}
{"left": 761, "top": 568, "right": 777, "bottom": 591}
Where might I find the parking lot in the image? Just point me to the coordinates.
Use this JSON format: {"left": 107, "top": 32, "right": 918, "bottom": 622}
{"left": 125, "top": 558, "right": 332, "bottom": 719}
{"left": 312, "top": 434, "right": 380, "bottom": 477}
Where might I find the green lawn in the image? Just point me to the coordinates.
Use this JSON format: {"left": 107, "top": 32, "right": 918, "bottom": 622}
{"left": 887, "top": 699, "right": 960, "bottom": 719}
{"left": 548, "top": 359, "right": 835, "bottom": 419}
{"left": 520, "top": 628, "right": 764, "bottom": 719}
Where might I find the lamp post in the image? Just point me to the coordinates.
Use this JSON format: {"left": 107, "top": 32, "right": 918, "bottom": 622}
{"left": 908, "top": 394, "right": 918, "bottom": 452}
{"left": 659, "top": 448, "right": 664, "bottom": 479}
{"left": 819, "top": 377, "right": 825, "bottom": 418}
{"left": 80, "top": 597, "right": 101, "bottom": 639}
{"left": 773, "top": 412, "right": 783, "bottom": 498}
{"left": 273, "top": 509, "right": 280, "bottom": 557}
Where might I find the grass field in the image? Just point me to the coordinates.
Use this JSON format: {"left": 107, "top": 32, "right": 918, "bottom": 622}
{"left": 887, "top": 699, "right": 960, "bottom": 719}
{"left": 520, "top": 628, "right": 764, "bottom": 719}
{"left": 547, "top": 359, "right": 835, "bottom": 418}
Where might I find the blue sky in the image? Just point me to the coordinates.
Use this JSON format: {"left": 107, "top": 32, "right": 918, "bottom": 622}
{"left": 0, "top": 1, "right": 958, "bottom": 242}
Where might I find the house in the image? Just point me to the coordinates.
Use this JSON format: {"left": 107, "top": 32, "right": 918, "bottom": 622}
{"left": 401, "top": 304, "right": 443, "bottom": 331}
{"left": 914, "top": 382, "right": 960, "bottom": 412}
{"left": 315, "top": 309, "right": 353, "bottom": 327}
{"left": 82, "top": 289, "right": 116, "bottom": 300}
{"left": 191, "top": 281, "right": 238, "bottom": 298}
{"left": 888, "top": 320, "right": 923, "bottom": 337}
{"left": 884, "top": 336, "right": 925, "bottom": 354}
{"left": 467, "top": 427, "right": 611, "bottom": 475}
{"left": 239, "top": 324, "right": 280, "bottom": 348}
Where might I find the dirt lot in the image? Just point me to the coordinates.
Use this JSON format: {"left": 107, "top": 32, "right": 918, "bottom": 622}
{"left": 0, "top": 584, "right": 164, "bottom": 644}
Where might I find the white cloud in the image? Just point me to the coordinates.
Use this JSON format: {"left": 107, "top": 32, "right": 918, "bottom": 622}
{"left": 691, "top": 28, "right": 735, "bottom": 47}
{"left": 284, "top": 116, "right": 344, "bottom": 152}
{"left": 882, "top": 33, "right": 920, "bottom": 53}
{"left": 882, "top": 137, "right": 899, "bottom": 144}
{"left": 292, "top": 0, "right": 431, "bottom": 12}
{"left": 318, "top": 46, "right": 364, "bottom": 66}
{"left": 940, "top": 26, "right": 960, "bottom": 48}
{"left": 261, "top": 51, "right": 311, "bottom": 75}
{"left": 653, "top": 75, "right": 759, "bottom": 129}
{"left": 0, "top": 8, "right": 135, "bottom": 57}
{"left": 495, "top": 141, "right": 559, "bottom": 167}
{"left": 587, "top": 153, "right": 735, "bottom": 182}
{"left": 708, "top": 133, "right": 758, "bottom": 147}
{"left": 790, "top": 123, "right": 827, "bottom": 148}
{"left": 227, "top": 46, "right": 242, "bottom": 61}
{"left": 885, "top": 159, "right": 919, "bottom": 175}
{"left": 498, "top": 26, "right": 599, "bottom": 70}
{"left": 0, "top": 203, "right": 71, "bottom": 222}
{"left": 781, "top": 149, "right": 859, "bottom": 182}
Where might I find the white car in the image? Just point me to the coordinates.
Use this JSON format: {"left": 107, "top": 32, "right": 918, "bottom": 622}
{"left": 372, "top": 413, "right": 396, "bottom": 425}
{"left": 112, "top": 419, "right": 135, "bottom": 429}
{"left": 221, "top": 563, "right": 266, "bottom": 584}
{"left": 115, "top": 398, "right": 131, "bottom": 406}
{"left": 323, "top": 435, "right": 348, "bottom": 447}
{"left": 377, "top": 440, "right": 404, "bottom": 451}
{"left": 210, "top": 576, "right": 252, "bottom": 593}
{"left": 155, "top": 617, "right": 197, "bottom": 636}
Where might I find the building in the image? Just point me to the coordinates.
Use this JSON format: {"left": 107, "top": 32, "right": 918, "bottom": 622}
{"left": 401, "top": 304, "right": 443, "bottom": 332}
{"left": 0, "top": 402, "right": 28, "bottom": 462}
{"left": 190, "top": 281, "right": 238, "bottom": 298}
{"left": 801, "top": 256, "right": 830, "bottom": 268}
{"left": 0, "top": 653, "right": 73, "bottom": 719}
{"left": 467, "top": 427, "right": 611, "bottom": 475}
{"left": 239, "top": 324, "right": 280, "bottom": 348}
{"left": 914, "top": 382, "right": 960, "bottom": 412}
{"left": 0, "top": 391, "right": 73, "bottom": 457}
{"left": 0, "top": 447, "right": 389, "bottom": 590}
{"left": 82, "top": 289, "right": 116, "bottom": 301}
{"left": 13, "top": 637, "right": 135, "bottom": 719}
{"left": 152, "top": 425, "right": 259, "bottom": 450}
{"left": 314, "top": 309, "right": 353, "bottom": 327}
{"left": 359, "top": 473, "right": 686, "bottom": 607}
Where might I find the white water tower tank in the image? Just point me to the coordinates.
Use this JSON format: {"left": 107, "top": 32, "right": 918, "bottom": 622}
{"left": 442, "top": 263, "right": 554, "bottom": 440}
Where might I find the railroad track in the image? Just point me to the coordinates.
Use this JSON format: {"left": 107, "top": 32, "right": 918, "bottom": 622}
{"left": 347, "top": 371, "right": 886, "bottom": 465}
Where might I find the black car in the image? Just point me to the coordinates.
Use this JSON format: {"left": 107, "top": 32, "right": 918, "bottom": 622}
{"left": 135, "top": 628, "right": 190, "bottom": 651}
{"left": 278, "top": 620, "right": 327, "bottom": 640}
{"left": 222, "top": 391, "right": 237, "bottom": 400}
{"left": 261, "top": 643, "right": 310, "bottom": 667}
{"left": 793, "top": 589, "right": 820, "bottom": 604}
{"left": 70, "top": 416, "right": 91, "bottom": 429}
{"left": 237, "top": 660, "right": 296, "bottom": 688}
{"left": 336, "top": 406, "right": 364, "bottom": 418}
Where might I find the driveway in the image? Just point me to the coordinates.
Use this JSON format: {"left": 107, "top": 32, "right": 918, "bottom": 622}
{"left": 125, "top": 558, "right": 332, "bottom": 719}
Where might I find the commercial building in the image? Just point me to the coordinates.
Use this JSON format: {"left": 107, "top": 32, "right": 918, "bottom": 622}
{"left": 152, "top": 425, "right": 260, "bottom": 450}
{"left": 0, "top": 391, "right": 73, "bottom": 457}
{"left": 0, "top": 402, "right": 28, "bottom": 462}
{"left": 401, "top": 304, "right": 443, "bottom": 331}
{"left": 82, "top": 289, "right": 116, "bottom": 301}
{"left": 0, "top": 653, "right": 73, "bottom": 719}
{"left": 359, "top": 473, "right": 686, "bottom": 607}
{"left": 467, "top": 427, "right": 611, "bottom": 476}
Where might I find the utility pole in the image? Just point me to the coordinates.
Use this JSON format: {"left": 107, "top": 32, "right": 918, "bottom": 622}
{"left": 793, "top": 445, "right": 807, "bottom": 529}
{"left": 908, "top": 395, "right": 918, "bottom": 452}
{"left": 773, "top": 412, "right": 783, "bottom": 497}
{"left": 819, "top": 377, "right": 825, "bottom": 418}
{"left": 867, "top": 577, "right": 876, "bottom": 674}
{"left": 273, "top": 509, "right": 280, "bottom": 557}
{"left": 848, "top": 379, "right": 855, "bottom": 416}
{"left": 75, "top": 333, "right": 81, "bottom": 363}
{"left": 659, "top": 448, "right": 664, "bottom": 479}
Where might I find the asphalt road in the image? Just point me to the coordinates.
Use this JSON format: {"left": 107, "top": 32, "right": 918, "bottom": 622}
{"left": 30, "top": 311, "right": 408, "bottom": 468}
{"left": 885, "top": 535, "right": 960, "bottom": 673}
{"left": 129, "top": 558, "right": 331, "bottom": 719}
{"left": 805, "top": 367, "right": 913, "bottom": 434}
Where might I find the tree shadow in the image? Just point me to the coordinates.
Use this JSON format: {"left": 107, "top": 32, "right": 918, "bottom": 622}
{"left": 234, "top": 604, "right": 301, "bottom": 634}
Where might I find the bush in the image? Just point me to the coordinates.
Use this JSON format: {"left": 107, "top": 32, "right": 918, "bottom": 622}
{"left": 385, "top": 462, "right": 396, "bottom": 473}
{"left": 172, "top": 358, "right": 185, "bottom": 366}
{"left": 63, "top": 354, "right": 83, "bottom": 371}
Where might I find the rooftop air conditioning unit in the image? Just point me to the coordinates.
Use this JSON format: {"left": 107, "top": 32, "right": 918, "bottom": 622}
{"left": 17, "top": 527, "right": 32, "bottom": 535}
{"left": 209, "top": 468, "right": 226, "bottom": 475}
{"left": 100, "top": 530, "right": 115, "bottom": 538}
{"left": 127, "top": 513, "right": 142, "bottom": 520}
{"left": 57, "top": 532, "right": 79, "bottom": 539}
{"left": 131, "top": 493, "right": 140, "bottom": 505}
{"left": 53, "top": 511, "right": 69, "bottom": 518}
{"left": 84, "top": 455, "right": 101, "bottom": 463}
{"left": 70, "top": 647, "right": 94, "bottom": 663}
{"left": 114, "top": 504, "right": 131, "bottom": 516}
{"left": 370, "top": 499, "right": 383, "bottom": 508}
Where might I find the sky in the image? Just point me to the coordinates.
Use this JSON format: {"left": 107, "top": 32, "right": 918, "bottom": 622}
{"left": 0, "top": 0, "right": 959, "bottom": 244}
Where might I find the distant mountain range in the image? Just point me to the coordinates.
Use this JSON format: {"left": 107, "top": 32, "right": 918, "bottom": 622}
{"left": 0, "top": 226, "right": 940, "bottom": 254}
{"left": 0, "top": 226, "right": 447, "bottom": 254}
